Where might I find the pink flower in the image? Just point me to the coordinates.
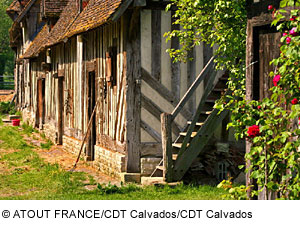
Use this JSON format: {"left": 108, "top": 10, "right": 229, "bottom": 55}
{"left": 268, "top": 5, "right": 273, "bottom": 10}
{"left": 289, "top": 27, "right": 298, "bottom": 36}
{"left": 273, "top": 75, "right": 281, "bottom": 86}
{"left": 286, "top": 37, "right": 292, "bottom": 44}
{"left": 283, "top": 32, "right": 288, "bottom": 36}
{"left": 291, "top": 98, "right": 298, "bottom": 105}
{"left": 247, "top": 125, "right": 260, "bottom": 138}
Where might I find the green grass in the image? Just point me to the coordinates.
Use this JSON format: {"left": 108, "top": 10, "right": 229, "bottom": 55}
{"left": 0, "top": 125, "right": 226, "bottom": 200}
{"left": 21, "top": 123, "right": 37, "bottom": 136}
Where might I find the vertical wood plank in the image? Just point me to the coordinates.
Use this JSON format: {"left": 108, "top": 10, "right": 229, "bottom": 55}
{"left": 187, "top": 48, "right": 196, "bottom": 114}
{"left": 245, "top": 20, "right": 254, "bottom": 200}
{"left": 161, "top": 113, "right": 173, "bottom": 182}
{"left": 171, "top": 10, "right": 180, "bottom": 101}
{"left": 125, "top": 9, "right": 141, "bottom": 173}
{"left": 151, "top": 9, "right": 161, "bottom": 82}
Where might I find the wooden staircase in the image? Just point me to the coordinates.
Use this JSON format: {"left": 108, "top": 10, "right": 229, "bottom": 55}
{"left": 149, "top": 56, "right": 230, "bottom": 183}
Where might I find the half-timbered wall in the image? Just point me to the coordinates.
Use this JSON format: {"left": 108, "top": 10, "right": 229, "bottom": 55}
{"left": 83, "top": 19, "right": 126, "bottom": 150}
{"left": 140, "top": 9, "right": 207, "bottom": 143}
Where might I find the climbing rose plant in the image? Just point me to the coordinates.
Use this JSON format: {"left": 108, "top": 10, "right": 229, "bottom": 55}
{"left": 224, "top": 0, "right": 300, "bottom": 199}
{"left": 167, "top": 0, "right": 300, "bottom": 199}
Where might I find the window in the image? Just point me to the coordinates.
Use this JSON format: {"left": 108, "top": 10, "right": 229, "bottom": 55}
{"left": 105, "top": 46, "right": 117, "bottom": 87}
{"left": 217, "top": 161, "right": 228, "bottom": 181}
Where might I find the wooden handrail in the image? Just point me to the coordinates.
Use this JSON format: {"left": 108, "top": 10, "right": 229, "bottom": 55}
{"left": 171, "top": 56, "right": 215, "bottom": 120}
{"left": 177, "top": 68, "right": 218, "bottom": 157}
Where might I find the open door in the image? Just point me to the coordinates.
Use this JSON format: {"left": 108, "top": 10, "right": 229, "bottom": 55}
{"left": 86, "top": 71, "right": 96, "bottom": 161}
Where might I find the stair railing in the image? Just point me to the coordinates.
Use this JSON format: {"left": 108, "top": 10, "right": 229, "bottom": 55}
{"left": 160, "top": 56, "right": 217, "bottom": 182}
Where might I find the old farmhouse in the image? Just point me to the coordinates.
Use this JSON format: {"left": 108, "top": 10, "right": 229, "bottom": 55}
{"left": 7, "top": 0, "right": 244, "bottom": 183}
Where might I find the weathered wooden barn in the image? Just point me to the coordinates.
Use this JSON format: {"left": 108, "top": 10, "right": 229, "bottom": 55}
{"left": 8, "top": 0, "right": 244, "bottom": 183}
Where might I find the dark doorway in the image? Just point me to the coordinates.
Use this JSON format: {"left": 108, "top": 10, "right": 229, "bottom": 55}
{"left": 86, "top": 71, "right": 96, "bottom": 161}
{"left": 36, "top": 78, "right": 45, "bottom": 128}
{"left": 57, "top": 77, "right": 64, "bottom": 144}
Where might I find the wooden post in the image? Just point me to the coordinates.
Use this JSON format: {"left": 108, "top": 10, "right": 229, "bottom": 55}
{"left": 125, "top": 9, "right": 141, "bottom": 173}
{"left": 57, "top": 77, "right": 64, "bottom": 144}
{"left": 245, "top": 19, "right": 254, "bottom": 200}
{"left": 161, "top": 113, "right": 173, "bottom": 182}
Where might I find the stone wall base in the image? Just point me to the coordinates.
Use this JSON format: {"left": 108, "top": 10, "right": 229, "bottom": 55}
{"left": 42, "top": 123, "right": 57, "bottom": 144}
{"left": 21, "top": 109, "right": 35, "bottom": 127}
{"left": 62, "top": 136, "right": 126, "bottom": 179}
{"left": 94, "top": 146, "right": 126, "bottom": 179}
{"left": 62, "top": 135, "right": 83, "bottom": 155}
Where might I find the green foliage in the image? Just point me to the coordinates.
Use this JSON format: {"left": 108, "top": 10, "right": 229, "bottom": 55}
{"left": 165, "top": 0, "right": 247, "bottom": 102}
{"left": 0, "top": 101, "right": 16, "bottom": 115}
{"left": 0, "top": 0, "right": 14, "bottom": 76}
{"left": 217, "top": 179, "right": 248, "bottom": 200}
{"left": 97, "top": 183, "right": 141, "bottom": 195}
{"left": 21, "top": 123, "right": 37, "bottom": 136}
{"left": 228, "top": 1, "right": 300, "bottom": 199}
{"left": 40, "top": 140, "right": 53, "bottom": 150}
{"left": 168, "top": 0, "right": 300, "bottom": 199}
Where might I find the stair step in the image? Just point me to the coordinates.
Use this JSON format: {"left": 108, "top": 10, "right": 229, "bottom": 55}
{"left": 213, "top": 88, "right": 225, "bottom": 92}
{"left": 205, "top": 99, "right": 216, "bottom": 103}
{"left": 141, "top": 177, "right": 183, "bottom": 186}
{"left": 156, "top": 165, "right": 164, "bottom": 170}
{"left": 180, "top": 132, "right": 197, "bottom": 137}
{"left": 173, "top": 154, "right": 178, "bottom": 160}
{"left": 172, "top": 143, "right": 189, "bottom": 148}
{"left": 141, "top": 177, "right": 164, "bottom": 185}
{"left": 201, "top": 111, "right": 212, "bottom": 115}
{"left": 187, "top": 121, "right": 204, "bottom": 126}
{"left": 219, "top": 77, "right": 228, "bottom": 81}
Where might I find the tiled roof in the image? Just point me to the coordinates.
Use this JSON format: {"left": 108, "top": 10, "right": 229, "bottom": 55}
{"left": 14, "top": 0, "right": 130, "bottom": 57}
{"left": 20, "top": 25, "right": 49, "bottom": 59}
{"left": 44, "top": 0, "right": 79, "bottom": 48}
{"left": 23, "top": 0, "right": 78, "bottom": 58}
{"left": 64, "top": 0, "right": 123, "bottom": 38}
{"left": 6, "top": 0, "right": 22, "bottom": 13}
{"left": 42, "top": 0, "right": 70, "bottom": 17}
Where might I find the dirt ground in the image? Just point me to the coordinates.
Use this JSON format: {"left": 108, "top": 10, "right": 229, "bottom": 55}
{"left": 0, "top": 90, "right": 14, "bottom": 102}
{"left": 25, "top": 133, "right": 121, "bottom": 186}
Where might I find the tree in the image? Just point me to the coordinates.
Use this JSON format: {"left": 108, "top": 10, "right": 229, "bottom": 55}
{"left": 0, "top": 0, "right": 14, "bottom": 86}
{"left": 167, "top": 0, "right": 300, "bottom": 199}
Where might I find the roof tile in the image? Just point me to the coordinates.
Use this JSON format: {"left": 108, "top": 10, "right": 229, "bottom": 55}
{"left": 64, "top": 0, "right": 123, "bottom": 38}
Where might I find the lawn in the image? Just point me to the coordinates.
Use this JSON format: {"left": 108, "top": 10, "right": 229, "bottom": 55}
{"left": 0, "top": 122, "right": 227, "bottom": 200}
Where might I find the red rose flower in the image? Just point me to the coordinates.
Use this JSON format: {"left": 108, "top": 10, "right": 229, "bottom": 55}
{"left": 290, "top": 16, "right": 297, "bottom": 21}
{"left": 268, "top": 5, "right": 273, "bottom": 10}
{"left": 283, "top": 32, "right": 288, "bottom": 36}
{"left": 286, "top": 37, "right": 292, "bottom": 44}
{"left": 257, "top": 106, "right": 261, "bottom": 109}
{"left": 273, "top": 74, "right": 281, "bottom": 86}
{"left": 291, "top": 98, "right": 298, "bottom": 105}
{"left": 289, "top": 27, "right": 298, "bottom": 37}
{"left": 247, "top": 125, "right": 260, "bottom": 138}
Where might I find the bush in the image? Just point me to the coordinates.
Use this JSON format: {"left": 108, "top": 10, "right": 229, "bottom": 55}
{"left": 0, "top": 101, "right": 16, "bottom": 115}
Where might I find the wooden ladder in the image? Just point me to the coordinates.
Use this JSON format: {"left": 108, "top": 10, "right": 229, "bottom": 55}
{"left": 151, "top": 56, "right": 230, "bottom": 182}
